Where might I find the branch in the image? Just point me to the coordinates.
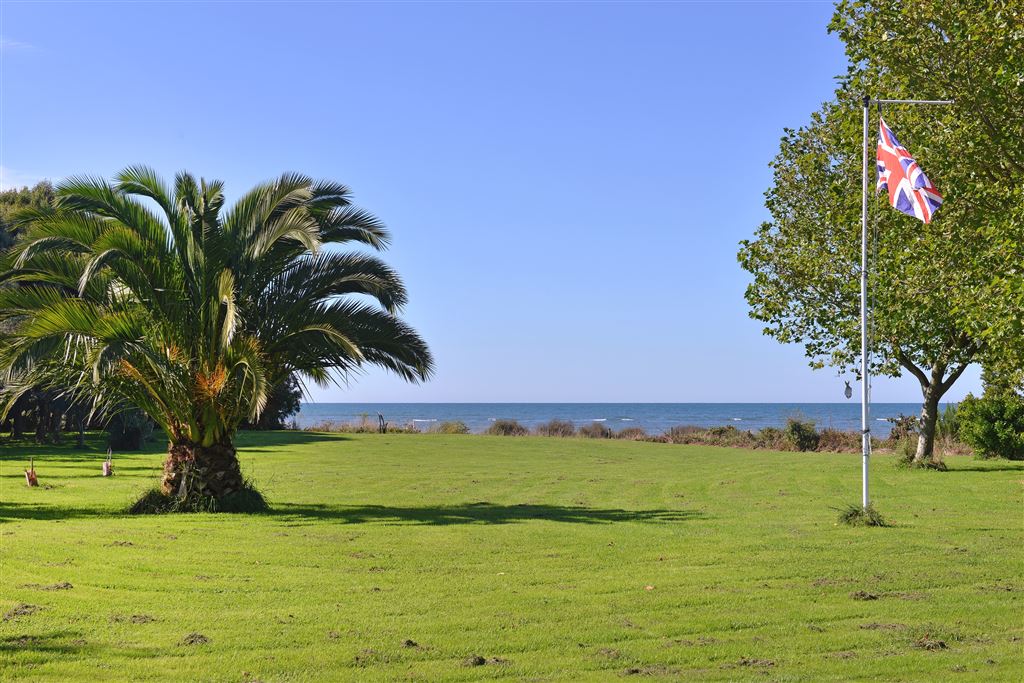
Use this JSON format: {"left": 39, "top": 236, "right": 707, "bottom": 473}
{"left": 893, "top": 346, "right": 930, "bottom": 389}
{"left": 939, "top": 362, "right": 972, "bottom": 397}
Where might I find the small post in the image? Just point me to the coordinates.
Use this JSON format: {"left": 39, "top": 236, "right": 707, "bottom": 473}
{"left": 25, "top": 457, "right": 39, "bottom": 487}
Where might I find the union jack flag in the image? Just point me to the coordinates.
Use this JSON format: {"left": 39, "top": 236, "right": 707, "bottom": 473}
{"left": 876, "top": 118, "right": 943, "bottom": 223}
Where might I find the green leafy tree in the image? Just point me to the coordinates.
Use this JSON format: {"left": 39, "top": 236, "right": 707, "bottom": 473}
{"left": 1, "top": 181, "right": 62, "bottom": 440}
{"left": 1, "top": 182, "right": 55, "bottom": 250}
{"left": 739, "top": 0, "right": 1023, "bottom": 464}
{"left": 0, "top": 167, "right": 433, "bottom": 503}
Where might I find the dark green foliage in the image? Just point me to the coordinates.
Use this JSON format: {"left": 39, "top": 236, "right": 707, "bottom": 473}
{"left": 128, "top": 480, "right": 268, "bottom": 514}
{"left": 837, "top": 503, "right": 887, "bottom": 527}
{"left": 785, "top": 419, "right": 820, "bottom": 452}
{"left": 755, "top": 426, "right": 789, "bottom": 450}
{"left": 0, "top": 181, "right": 54, "bottom": 249}
{"left": 243, "top": 374, "right": 302, "bottom": 430}
{"left": 485, "top": 419, "right": 528, "bottom": 436}
{"left": 958, "top": 393, "right": 1024, "bottom": 460}
{"left": 886, "top": 414, "right": 918, "bottom": 442}
{"left": 579, "top": 421, "right": 613, "bottom": 439}
{"left": 535, "top": 419, "right": 576, "bottom": 437}
{"left": 107, "top": 409, "right": 154, "bottom": 451}
{"left": 436, "top": 420, "right": 469, "bottom": 435}
{"left": 935, "top": 403, "right": 961, "bottom": 441}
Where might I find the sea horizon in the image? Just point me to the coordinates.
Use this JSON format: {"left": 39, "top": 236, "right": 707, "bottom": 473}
{"left": 294, "top": 401, "right": 939, "bottom": 436}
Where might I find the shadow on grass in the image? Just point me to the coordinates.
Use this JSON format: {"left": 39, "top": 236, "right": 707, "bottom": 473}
{"left": 945, "top": 463, "right": 1024, "bottom": 473}
{"left": 234, "top": 429, "right": 350, "bottom": 451}
{"left": 0, "top": 630, "right": 165, "bottom": 659}
{"left": 268, "top": 501, "right": 703, "bottom": 526}
{"left": 1, "top": 498, "right": 702, "bottom": 525}
{"left": 0, "top": 501, "right": 118, "bottom": 522}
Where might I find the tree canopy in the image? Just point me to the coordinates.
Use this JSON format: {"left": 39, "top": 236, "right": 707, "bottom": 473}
{"left": 0, "top": 168, "right": 433, "bottom": 503}
{"left": 739, "top": 0, "right": 1023, "bottom": 462}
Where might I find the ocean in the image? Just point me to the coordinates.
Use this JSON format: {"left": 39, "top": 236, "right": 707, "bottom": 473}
{"left": 294, "top": 403, "right": 931, "bottom": 436}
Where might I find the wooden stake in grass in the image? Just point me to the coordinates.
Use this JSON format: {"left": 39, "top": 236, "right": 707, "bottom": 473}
{"left": 25, "top": 457, "right": 38, "bottom": 487}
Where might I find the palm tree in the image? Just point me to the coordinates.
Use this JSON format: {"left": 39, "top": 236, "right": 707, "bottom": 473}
{"left": 0, "top": 167, "right": 433, "bottom": 503}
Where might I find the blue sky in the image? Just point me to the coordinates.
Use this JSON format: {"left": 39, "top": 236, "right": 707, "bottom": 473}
{"left": 0, "top": 1, "right": 981, "bottom": 403}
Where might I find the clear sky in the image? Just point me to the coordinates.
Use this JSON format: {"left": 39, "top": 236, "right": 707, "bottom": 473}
{"left": 0, "top": 1, "right": 981, "bottom": 403}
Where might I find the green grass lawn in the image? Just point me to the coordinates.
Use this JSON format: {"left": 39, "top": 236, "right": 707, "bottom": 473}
{"left": 1, "top": 432, "right": 1022, "bottom": 681}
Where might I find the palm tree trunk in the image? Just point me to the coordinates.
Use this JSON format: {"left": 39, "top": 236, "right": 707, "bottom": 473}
{"left": 161, "top": 440, "right": 244, "bottom": 499}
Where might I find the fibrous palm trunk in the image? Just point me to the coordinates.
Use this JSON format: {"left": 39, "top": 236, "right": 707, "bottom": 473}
{"left": 161, "top": 441, "right": 244, "bottom": 500}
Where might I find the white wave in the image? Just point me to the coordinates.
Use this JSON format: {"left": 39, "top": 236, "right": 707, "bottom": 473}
{"left": 731, "top": 417, "right": 742, "bottom": 421}
{"left": 620, "top": 418, "right": 634, "bottom": 422}
{"left": 590, "top": 418, "right": 607, "bottom": 422}
{"left": 412, "top": 419, "right": 437, "bottom": 423}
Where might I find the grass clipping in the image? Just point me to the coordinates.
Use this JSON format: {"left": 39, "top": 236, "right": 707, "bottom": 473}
{"left": 128, "top": 481, "right": 268, "bottom": 514}
{"left": 836, "top": 504, "right": 887, "bottom": 527}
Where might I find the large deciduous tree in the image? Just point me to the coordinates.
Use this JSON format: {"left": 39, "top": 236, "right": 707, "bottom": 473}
{"left": 0, "top": 168, "right": 433, "bottom": 504}
{"left": 739, "top": 0, "right": 1023, "bottom": 464}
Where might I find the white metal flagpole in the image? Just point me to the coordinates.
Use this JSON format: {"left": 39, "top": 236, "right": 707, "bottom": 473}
{"left": 858, "top": 95, "right": 953, "bottom": 510}
{"left": 860, "top": 95, "right": 871, "bottom": 509}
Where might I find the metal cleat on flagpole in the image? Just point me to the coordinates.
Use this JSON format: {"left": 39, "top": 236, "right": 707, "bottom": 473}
{"left": 859, "top": 95, "right": 953, "bottom": 510}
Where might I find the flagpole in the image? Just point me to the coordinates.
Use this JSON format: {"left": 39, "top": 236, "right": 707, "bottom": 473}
{"left": 860, "top": 95, "right": 871, "bottom": 509}
{"left": 859, "top": 95, "right": 952, "bottom": 511}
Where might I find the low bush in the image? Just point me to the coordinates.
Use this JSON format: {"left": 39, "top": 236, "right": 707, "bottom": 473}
{"left": 615, "top": 427, "right": 648, "bottom": 441}
{"left": 935, "top": 403, "right": 961, "bottom": 441}
{"left": 784, "top": 419, "right": 820, "bottom": 452}
{"left": 755, "top": 426, "right": 789, "bottom": 450}
{"left": 534, "top": 419, "right": 576, "bottom": 437}
{"left": 816, "top": 428, "right": 861, "bottom": 453}
{"left": 836, "top": 503, "right": 887, "bottom": 527}
{"left": 663, "top": 425, "right": 756, "bottom": 448}
{"left": 579, "top": 421, "right": 613, "bottom": 439}
{"left": 486, "top": 419, "right": 528, "bottom": 436}
{"left": 957, "top": 392, "right": 1024, "bottom": 460}
{"left": 886, "top": 414, "right": 918, "bottom": 442}
{"left": 304, "top": 419, "right": 419, "bottom": 434}
{"left": 436, "top": 420, "right": 470, "bottom": 434}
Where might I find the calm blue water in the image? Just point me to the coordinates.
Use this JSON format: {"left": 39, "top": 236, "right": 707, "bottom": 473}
{"left": 295, "top": 403, "right": 931, "bottom": 436}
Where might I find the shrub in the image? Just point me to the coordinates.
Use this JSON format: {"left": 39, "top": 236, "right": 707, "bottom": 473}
{"left": 486, "top": 419, "right": 528, "bottom": 436}
{"left": 304, "top": 418, "right": 419, "bottom": 434}
{"left": 784, "top": 419, "right": 819, "bottom": 452}
{"left": 107, "top": 410, "right": 154, "bottom": 451}
{"left": 579, "top": 421, "right": 613, "bottom": 439}
{"left": 755, "top": 426, "right": 789, "bottom": 450}
{"left": 886, "top": 414, "right": 918, "bottom": 442}
{"left": 663, "top": 425, "right": 756, "bottom": 448}
{"left": 816, "top": 428, "right": 861, "bottom": 453}
{"left": 935, "top": 403, "right": 961, "bottom": 441}
{"left": 436, "top": 420, "right": 470, "bottom": 435}
{"left": 957, "top": 392, "right": 1024, "bottom": 460}
{"left": 837, "top": 503, "right": 887, "bottom": 527}
{"left": 615, "top": 427, "right": 648, "bottom": 441}
{"left": 663, "top": 425, "right": 702, "bottom": 444}
{"left": 535, "top": 419, "right": 576, "bottom": 437}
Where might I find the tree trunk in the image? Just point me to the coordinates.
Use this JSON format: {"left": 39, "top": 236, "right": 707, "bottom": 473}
{"left": 161, "top": 441, "right": 244, "bottom": 500}
{"left": 914, "top": 384, "right": 942, "bottom": 463}
{"left": 11, "top": 395, "right": 28, "bottom": 439}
